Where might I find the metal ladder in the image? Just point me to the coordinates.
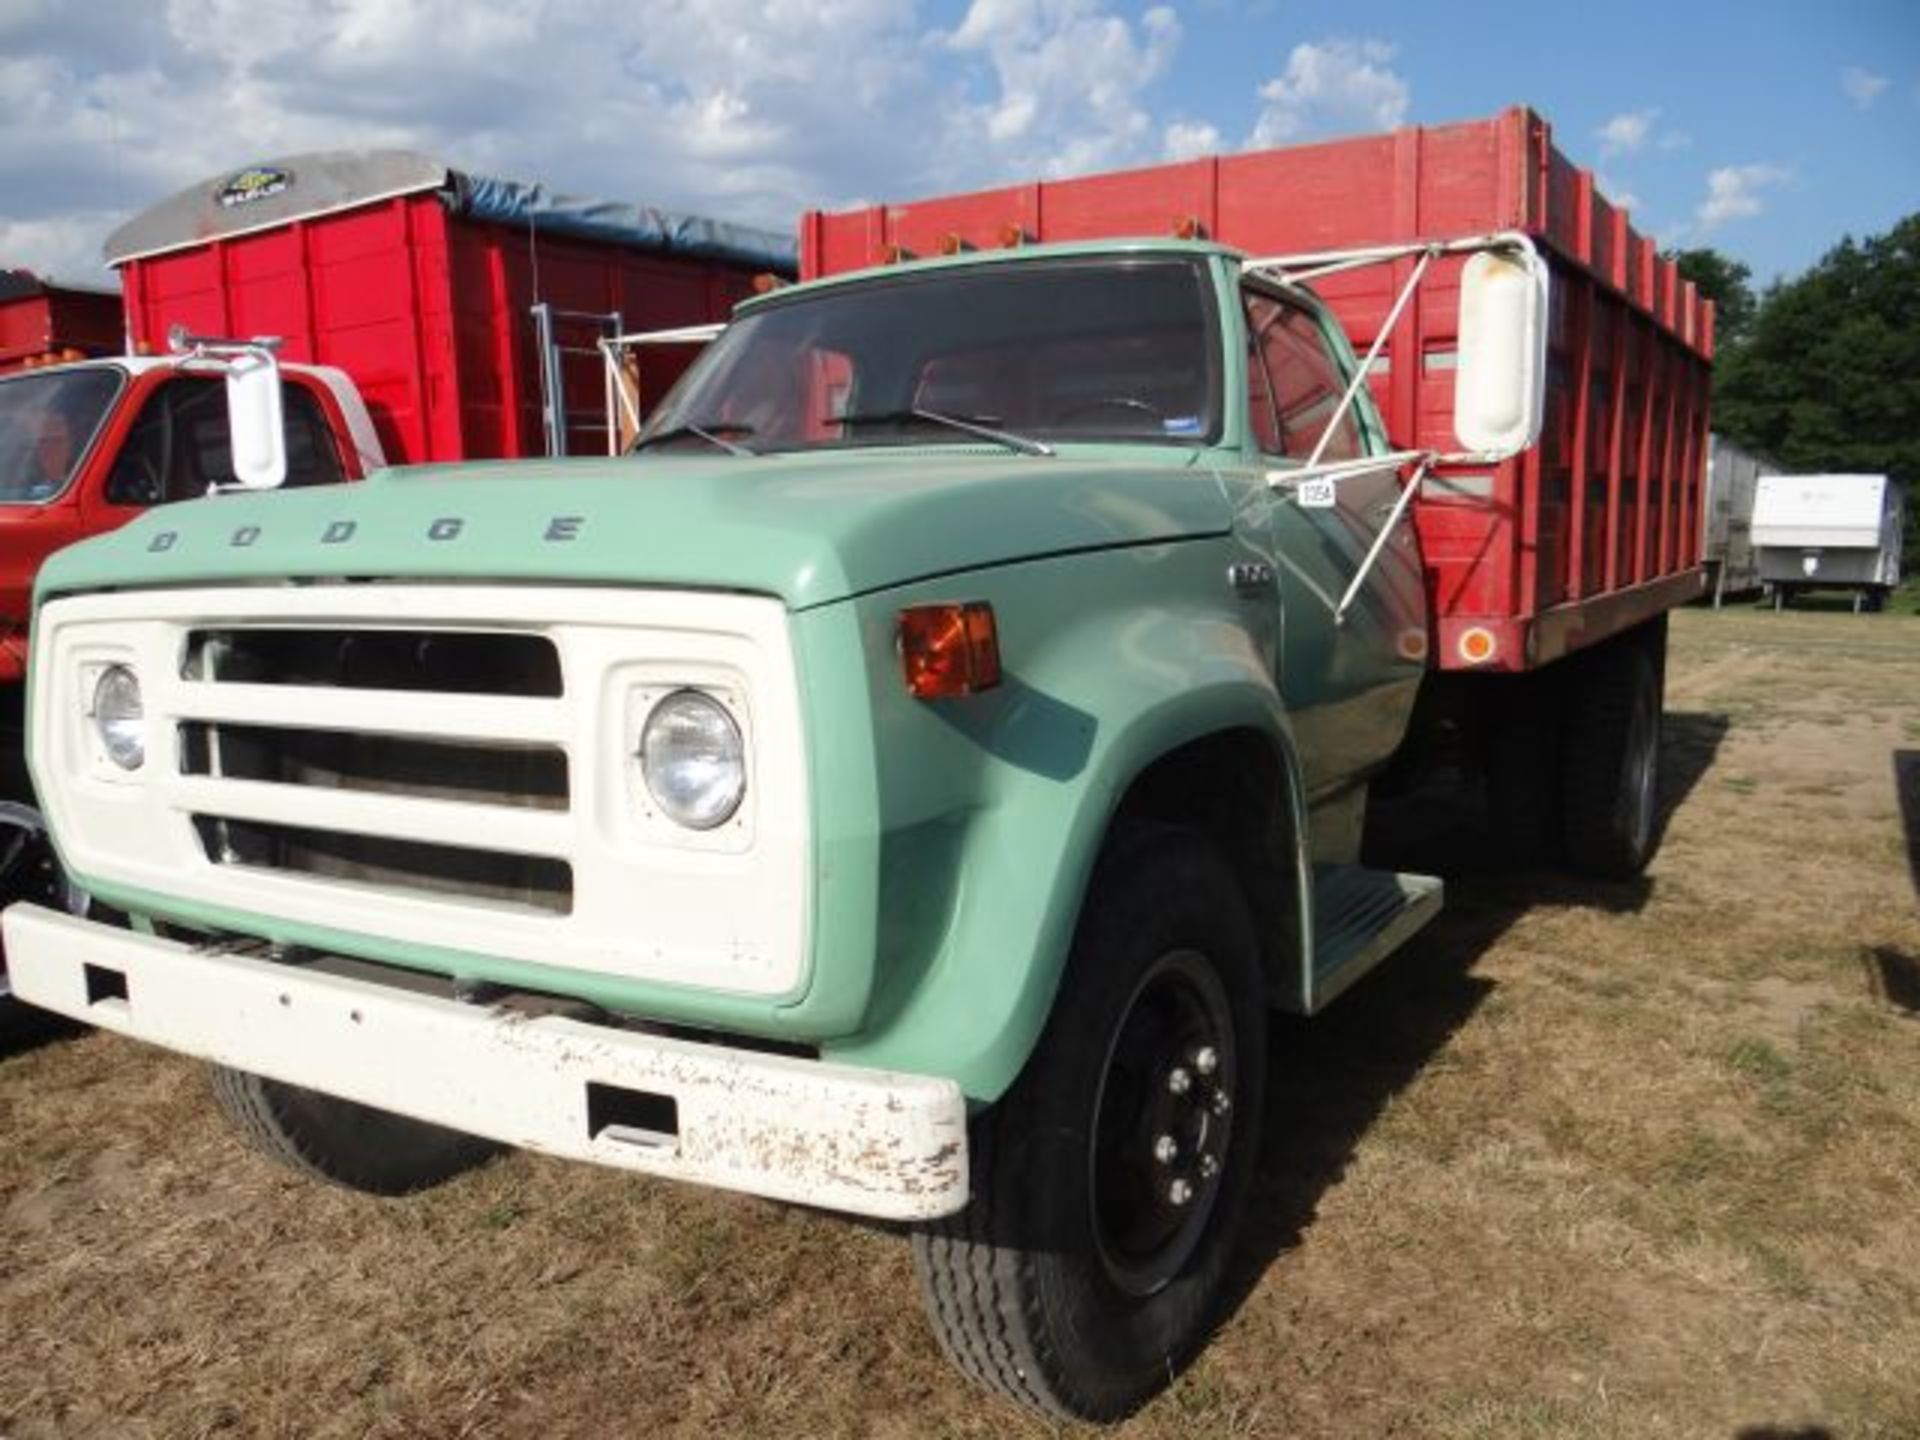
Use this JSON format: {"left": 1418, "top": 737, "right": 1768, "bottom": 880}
{"left": 531, "top": 303, "right": 624, "bottom": 457}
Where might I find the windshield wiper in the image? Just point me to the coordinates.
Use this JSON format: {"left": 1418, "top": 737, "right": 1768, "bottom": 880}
{"left": 833, "top": 407, "right": 1054, "bottom": 457}
{"left": 631, "top": 421, "right": 757, "bottom": 456}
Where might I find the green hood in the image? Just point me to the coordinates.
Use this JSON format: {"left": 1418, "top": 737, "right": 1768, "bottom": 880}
{"left": 36, "top": 449, "right": 1232, "bottom": 611}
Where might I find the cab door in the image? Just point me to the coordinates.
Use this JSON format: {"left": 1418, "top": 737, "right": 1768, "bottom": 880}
{"left": 1240, "top": 284, "right": 1427, "bottom": 803}
{"left": 85, "top": 372, "right": 354, "bottom": 528}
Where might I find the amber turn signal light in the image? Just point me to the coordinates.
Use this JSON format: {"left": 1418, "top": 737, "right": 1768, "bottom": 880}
{"left": 899, "top": 603, "right": 1001, "bottom": 699}
{"left": 1457, "top": 626, "right": 1498, "bottom": 665}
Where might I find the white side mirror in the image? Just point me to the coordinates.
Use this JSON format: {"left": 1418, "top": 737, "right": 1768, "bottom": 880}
{"left": 225, "top": 350, "right": 287, "bottom": 490}
{"left": 1454, "top": 246, "right": 1549, "bottom": 458}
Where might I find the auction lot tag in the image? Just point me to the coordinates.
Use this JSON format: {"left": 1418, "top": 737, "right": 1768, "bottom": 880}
{"left": 1296, "top": 477, "right": 1338, "bottom": 509}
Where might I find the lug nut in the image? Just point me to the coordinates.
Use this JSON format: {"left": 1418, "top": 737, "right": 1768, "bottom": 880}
{"left": 1153, "top": 1134, "right": 1178, "bottom": 1165}
{"left": 1167, "top": 1066, "right": 1192, "bottom": 1096}
{"left": 1210, "top": 1091, "right": 1232, "bottom": 1117}
{"left": 1198, "top": 1154, "right": 1220, "bottom": 1180}
{"left": 1168, "top": 1178, "right": 1193, "bottom": 1207}
{"left": 1193, "top": 1045, "right": 1219, "bottom": 1077}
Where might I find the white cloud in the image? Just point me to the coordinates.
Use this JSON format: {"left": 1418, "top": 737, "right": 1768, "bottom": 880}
{"left": 2, "top": 0, "right": 1206, "bottom": 282}
{"left": 1840, "top": 65, "right": 1888, "bottom": 109}
{"left": 1692, "top": 163, "right": 1791, "bottom": 235}
{"left": 1595, "top": 106, "right": 1689, "bottom": 160}
{"left": 0, "top": 213, "right": 126, "bottom": 290}
{"left": 1164, "top": 119, "right": 1223, "bottom": 161}
{"left": 1597, "top": 107, "right": 1656, "bottom": 157}
{"left": 941, "top": 0, "right": 1182, "bottom": 177}
{"left": 1248, "top": 39, "right": 1407, "bottom": 147}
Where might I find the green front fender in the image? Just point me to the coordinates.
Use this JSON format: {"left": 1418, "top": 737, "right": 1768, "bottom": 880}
{"left": 810, "top": 541, "right": 1305, "bottom": 1102}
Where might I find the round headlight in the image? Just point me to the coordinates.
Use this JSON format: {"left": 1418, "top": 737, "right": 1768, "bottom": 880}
{"left": 640, "top": 689, "right": 745, "bottom": 830}
{"left": 92, "top": 664, "right": 145, "bottom": 771}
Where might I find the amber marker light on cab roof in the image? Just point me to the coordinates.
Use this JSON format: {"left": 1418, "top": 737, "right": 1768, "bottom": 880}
{"left": 899, "top": 602, "right": 1002, "bottom": 699}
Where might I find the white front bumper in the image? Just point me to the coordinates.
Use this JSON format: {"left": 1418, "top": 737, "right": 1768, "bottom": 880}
{"left": 3, "top": 905, "right": 968, "bottom": 1221}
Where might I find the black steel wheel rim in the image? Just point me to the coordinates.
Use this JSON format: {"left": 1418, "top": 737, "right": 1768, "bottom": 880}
{"left": 1089, "top": 948, "right": 1237, "bottom": 1297}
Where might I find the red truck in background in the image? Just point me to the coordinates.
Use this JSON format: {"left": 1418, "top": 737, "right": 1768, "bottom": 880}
{"left": 0, "top": 349, "right": 391, "bottom": 980}
{"left": 0, "top": 153, "right": 794, "bottom": 1005}
{"left": 0, "top": 341, "right": 392, "bottom": 996}
{"left": 801, "top": 105, "right": 1712, "bottom": 875}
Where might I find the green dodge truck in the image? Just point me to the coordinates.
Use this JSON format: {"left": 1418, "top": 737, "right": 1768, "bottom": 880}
{"left": 5, "top": 236, "right": 1551, "bottom": 1418}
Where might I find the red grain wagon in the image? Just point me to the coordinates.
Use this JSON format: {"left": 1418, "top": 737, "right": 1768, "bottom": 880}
{"left": 106, "top": 151, "right": 795, "bottom": 466}
{"left": 801, "top": 106, "right": 1710, "bottom": 675}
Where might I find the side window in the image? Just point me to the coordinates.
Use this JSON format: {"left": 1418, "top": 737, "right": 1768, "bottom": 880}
{"left": 1242, "top": 295, "right": 1284, "bottom": 453}
{"left": 107, "top": 378, "right": 346, "bottom": 507}
{"left": 1244, "top": 292, "right": 1366, "bottom": 462}
{"left": 281, "top": 385, "right": 349, "bottom": 488}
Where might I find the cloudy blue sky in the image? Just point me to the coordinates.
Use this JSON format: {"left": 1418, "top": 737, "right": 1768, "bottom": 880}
{"left": 1, "top": 0, "right": 1913, "bottom": 291}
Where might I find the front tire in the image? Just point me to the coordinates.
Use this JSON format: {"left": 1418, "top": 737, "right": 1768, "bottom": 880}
{"left": 912, "top": 824, "right": 1267, "bottom": 1421}
{"left": 209, "top": 1065, "right": 499, "bottom": 1196}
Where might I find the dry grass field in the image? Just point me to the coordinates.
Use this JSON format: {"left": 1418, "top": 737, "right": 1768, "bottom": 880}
{"left": 3, "top": 603, "right": 1918, "bottom": 1439}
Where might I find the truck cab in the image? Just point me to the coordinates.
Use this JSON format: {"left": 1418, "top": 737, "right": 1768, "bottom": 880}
{"left": 4, "top": 236, "right": 1545, "bottom": 1420}
{"left": 0, "top": 356, "right": 383, "bottom": 692}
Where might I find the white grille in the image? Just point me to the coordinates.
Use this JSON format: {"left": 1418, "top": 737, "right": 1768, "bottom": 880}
{"left": 32, "top": 585, "right": 811, "bottom": 998}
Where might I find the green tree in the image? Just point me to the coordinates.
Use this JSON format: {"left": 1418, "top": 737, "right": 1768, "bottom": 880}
{"left": 1714, "top": 215, "right": 1919, "bottom": 536}
{"left": 1668, "top": 247, "right": 1757, "bottom": 351}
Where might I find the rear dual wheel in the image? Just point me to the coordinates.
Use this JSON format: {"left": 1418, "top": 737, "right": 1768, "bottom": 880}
{"left": 1478, "top": 622, "right": 1666, "bottom": 880}
{"left": 1561, "top": 621, "right": 1665, "bottom": 879}
{"left": 913, "top": 824, "right": 1266, "bottom": 1421}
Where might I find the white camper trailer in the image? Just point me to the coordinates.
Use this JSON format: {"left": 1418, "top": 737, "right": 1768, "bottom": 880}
{"left": 1753, "top": 473, "right": 1905, "bottom": 612}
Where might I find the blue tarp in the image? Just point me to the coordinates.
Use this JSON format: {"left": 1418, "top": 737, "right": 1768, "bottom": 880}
{"left": 456, "top": 173, "right": 796, "bottom": 277}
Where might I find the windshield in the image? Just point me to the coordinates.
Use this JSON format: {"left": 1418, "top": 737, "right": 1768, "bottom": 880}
{"left": 638, "top": 256, "right": 1221, "bottom": 455}
{"left": 0, "top": 367, "right": 124, "bottom": 504}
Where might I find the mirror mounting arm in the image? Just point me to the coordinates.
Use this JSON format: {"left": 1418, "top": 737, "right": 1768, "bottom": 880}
{"left": 1243, "top": 230, "right": 1549, "bottom": 467}
{"left": 166, "top": 324, "right": 283, "bottom": 370}
{"left": 1301, "top": 244, "right": 1438, "bottom": 470}
{"left": 1331, "top": 455, "right": 1434, "bottom": 626}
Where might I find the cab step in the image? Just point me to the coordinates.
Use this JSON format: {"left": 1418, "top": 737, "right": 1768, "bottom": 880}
{"left": 1304, "top": 864, "right": 1444, "bottom": 1013}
